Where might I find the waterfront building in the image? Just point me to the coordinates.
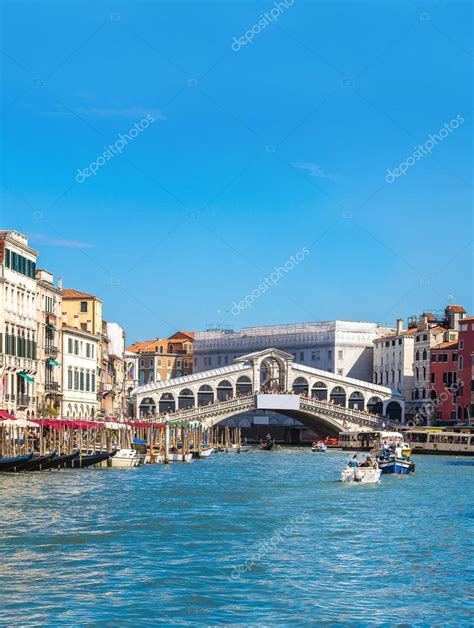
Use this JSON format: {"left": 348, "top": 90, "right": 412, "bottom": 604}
{"left": 408, "top": 305, "right": 465, "bottom": 423}
{"left": 124, "top": 350, "right": 140, "bottom": 417}
{"left": 373, "top": 319, "right": 417, "bottom": 409}
{"left": 429, "top": 339, "right": 460, "bottom": 423}
{"left": 98, "top": 321, "right": 126, "bottom": 419}
{"left": 62, "top": 288, "right": 103, "bottom": 335}
{"left": 127, "top": 331, "right": 194, "bottom": 385}
{"left": 193, "top": 322, "right": 393, "bottom": 382}
{"left": 457, "top": 316, "right": 474, "bottom": 423}
{"left": 0, "top": 231, "right": 38, "bottom": 418}
{"left": 61, "top": 325, "right": 99, "bottom": 419}
{"left": 35, "top": 269, "right": 63, "bottom": 418}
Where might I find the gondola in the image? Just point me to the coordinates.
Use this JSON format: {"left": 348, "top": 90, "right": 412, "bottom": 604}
{"left": 259, "top": 440, "right": 275, "bottom": 451}
{"left": 37, "top": 450, "right": 80, "bottom": 470}
{"left": 0, "top": 452, "right": 34, "bottom": 472}
{"left": 9, "top": 452, "right": 57, "bottom": 472}
{"left": 65, "top": 451, "right": 110, "bottom": 469}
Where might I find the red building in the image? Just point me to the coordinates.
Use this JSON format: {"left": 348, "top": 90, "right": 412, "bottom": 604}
{"left": 430, "top": 341, "right": 460, "bottom": 423}
{"left": 457, "top": 317, "right": 474, "bottom": 423}
{"left": 429, "top": 316, "right": 474, "bottom": 424}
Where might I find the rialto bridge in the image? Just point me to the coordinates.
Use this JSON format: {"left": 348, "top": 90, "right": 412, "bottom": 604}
{"left": 132, "top": 349, "right": 404, "bottom": 436}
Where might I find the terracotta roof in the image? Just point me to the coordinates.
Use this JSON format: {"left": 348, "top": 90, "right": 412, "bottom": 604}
{"left": 446, "top": 304, "right": 466, "bottom": 313}
{"left": 375, "top": 328, "right": 418, "bottom": 342}
{"left": 432, "top": 341, "right": 458, "bottom": 350}
{"left": 63, "top": 288, "right": 100, "bottom": 300}
{"left": 460, "top": 316, "right": 474, "bottom": 323}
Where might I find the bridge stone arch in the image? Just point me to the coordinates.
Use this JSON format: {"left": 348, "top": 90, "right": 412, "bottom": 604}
{"left": 236, "top": 375, "right": 252, "bottom": 395}
{"left": 217, "top": 379, "right": 234, "bottom": 401}
{"left": 178, "top": 388, "right": 195, "bottom": 409}
{"left": 293, "top": 376, "right": 309, "bottom": 395}
{"left": 348, "top": 391, "right": 365, "bottom": 411}
{"left": 159, "top": 392, "right": 176, "bottom": 413}
{"left": 311, "top": 381, "right": 328, "bottom": 401}
{"left": 329, "top": 385, "right": 347, "bottom": 407}
{"left": 198, "top": 384, "right": 214, "bottom": 406}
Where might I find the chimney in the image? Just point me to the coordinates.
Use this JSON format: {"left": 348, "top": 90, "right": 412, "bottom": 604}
{"left": 57, "top": 276, "right": 63, "bottom": 291}
{"left": 396, "top": 319, "right": 403, "bottom": 335}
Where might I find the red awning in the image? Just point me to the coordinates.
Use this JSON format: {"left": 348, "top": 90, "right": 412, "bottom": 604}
{"left": 0, "top": 410, "right": 16, "bottom": 421}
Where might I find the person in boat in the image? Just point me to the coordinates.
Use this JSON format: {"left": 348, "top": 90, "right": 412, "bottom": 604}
{"left": 264, "top": 433, "right": 272, "bottom": 442}
{"left": 348, "top": 455, "right": 359, "bottom": 467}
{"left": 361, "top": 455, "right": 374, "bottom": 468}
{"left": 395, "top": 443, "right": 403, "bottom": 459}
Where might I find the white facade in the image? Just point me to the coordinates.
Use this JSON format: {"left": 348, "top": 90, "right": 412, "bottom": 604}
{"left": 193, "top": 321, "right": 394, "bottom": 382}
{"left": 0, "top": 231, "right": 38, "bottom": 418}
{"left": 36, "top": 269, "right": 63, "bottom": 417}
{"left": 373, "top": 320, "right": 416, "bottom": 414}
{"left": 61, "top": 326, "right": 99, "bottom": 419}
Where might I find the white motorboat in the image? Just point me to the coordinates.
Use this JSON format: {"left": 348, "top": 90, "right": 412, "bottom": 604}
{"left": 198, "top": 446, "right": 215, "bottom": 458}
{"left": 311, "top": 441, "right": 327, "bottom": 452}
{"left": 341, "top": 466, "right": 381, "bottom": 484}
{"left": 231, "top": 444, "right": 251, "bottom": 453}
{"left": 110, "top": 448, "right": 143, "bottom": 467}
{"left": 167, "top": 451, "right": 193, "bottom": 462}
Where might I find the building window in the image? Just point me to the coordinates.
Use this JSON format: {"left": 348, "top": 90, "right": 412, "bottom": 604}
{"left": 423, "top": 334, "right": 427, "bottom": 341}
{"left": 453, "top": 353, "right": 458, "bottom": 362}
{"left": 68, "top": 369, "right": 73, "bottom": 390}
{"left": 218, "top": 356, "right": 222, "bottom": 365}
{"left": 86, "top": 343, "right": 91, "bottom": 358}
{"left": 311, "top": 351, "right": 316, "bottom": 361}
{"left": 74, "top": 340, "right": 79, "bottom": 355}
{"left": 86, "top": 371, "right": 90, "bottom": 391}
{"left": 79, "top": 371, "right": 84, "bottom": 391}
{"left": 431, "top": 372, "right": 435, "bottom": 384}
{"left": 80, "top": 301, "right": 88, "bottom": 312}
{"left": 422, "top": 349, "right": 427, "bottom": 361}
{"left": 431, "top": 354, "right": 437, "bottom": 362}
{"left": 91, "top": 373, "right": 96, "bottom": 392}
{"left": 338, "top": 368, "right": 343, "bottom": 376}
{"left": 74, "top": 370, "right": 79, "bottom": 390}
{"left": 328, "top": 350, "right": 332, "bottom": 360}
{"left": 68, "top": 338, "right": 73, "bottom": 354}
{"left": 459, "top": 356, "right": 463, "bottom": 369}
{"left": 224, "top": 356, "right": 229, "bottom": 365}
{"left": 460, "top": 341, "right": 464, "bottom": 349}
{"left": 415, "top": 351, "right": 419, "bottom": 361}
{"left": 338, "top": 350, "right": 343, "bottom": 360}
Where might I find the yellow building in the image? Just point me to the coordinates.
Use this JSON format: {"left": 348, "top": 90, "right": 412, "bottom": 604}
{"left": 62, "top": 289, "right": 103, "bottom": 335}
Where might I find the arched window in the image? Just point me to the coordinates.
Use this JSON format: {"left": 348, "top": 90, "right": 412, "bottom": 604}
{"left": 311, "top": 381, "right": 327, "bottom": 401}
{"left": 422, "top": 349, "right": 427, "bottom": 361}
{"left": 236, "top": 376, "right": 252, "bottom": 395}
{"left": 217, "top": 380, "right": 233, "bottom": 401}
{"left": 330, "top": 386, "right": 346, "bottom": 407}
{"left": 159, "top": 393, "right": 176, "bottom": 413}
{"left": 198, "top": 384, "right": 214, "bottom": 406}
{"left": 178, "top": 389, "right": 195, "bottom": 409}
{"left": 415, "top": 350, "right": 420, "bottom": 361}
{"left": 292, "top": 377, "right": 309, "bottom": 395}
{"left": 348, "top": 391, "right": 364, "bottom": 411}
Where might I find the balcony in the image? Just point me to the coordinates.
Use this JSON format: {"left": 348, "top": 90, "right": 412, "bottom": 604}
{"left": 45, "top": 382, "right": 61, "bottom": 392}
{"left": 46, "top": 345, "right": 59, "bottom": 356}
{"left": 17, "top": 394, "right": 31, "bottom": 407}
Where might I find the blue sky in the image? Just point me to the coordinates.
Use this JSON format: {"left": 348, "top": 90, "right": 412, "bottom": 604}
{"left": 1, "top": 0, "right": 472, "bottom": 342}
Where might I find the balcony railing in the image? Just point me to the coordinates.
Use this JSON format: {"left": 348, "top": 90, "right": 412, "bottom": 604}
{"left": 46, "top": 345, "right": 59, "bottom": 356}
{"left": 17, "top": 394, "right": 31, "bottom": 406}
{"left": 45, "top": 382, "right": 61, "bottom": 392}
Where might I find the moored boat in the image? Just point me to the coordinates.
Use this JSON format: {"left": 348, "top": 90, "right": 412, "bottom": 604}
{"left": 231, "top": 444, "right": 251, "bottom": 452}
{"left": 259, "top": 440, "right": 274, "bottom": 451}
{"left": 0, "top": 452, "right": 34, "bottom": 472}
{"left": 404, "top": 428, "right": 474, "bottom": 455}
{"left": 65, "top": 451, "right": 110, "bottom": 469}
{"left": 109, "top": 448, "right": 143, "bottom": 467}
{"left": 167, "top": 451, "right": 193, "bottom": 462}
{"left": 36, "top": 450, "right": 80, "bottom": 471}
{"left": 9, "top": 452, "right": 57, "bottom": 472}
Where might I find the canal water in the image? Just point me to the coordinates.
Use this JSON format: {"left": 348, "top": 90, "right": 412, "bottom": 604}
{"left": 0, "top": 449, "right": 472, "bottom": 626}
